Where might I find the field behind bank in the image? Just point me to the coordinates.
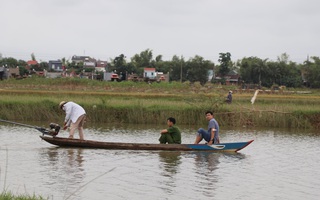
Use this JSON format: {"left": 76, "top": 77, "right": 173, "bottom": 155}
{"left": 1, "top": 77, "right": 320, "bottom": 130}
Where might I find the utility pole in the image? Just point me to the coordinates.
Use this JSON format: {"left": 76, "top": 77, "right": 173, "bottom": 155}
{"left": 180, "top": 55, "right": 182, "bottom": 83}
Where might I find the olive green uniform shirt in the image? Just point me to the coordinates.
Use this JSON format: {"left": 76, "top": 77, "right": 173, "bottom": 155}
{"left": 159, "top": 125, "right": 181, "bottom": 144}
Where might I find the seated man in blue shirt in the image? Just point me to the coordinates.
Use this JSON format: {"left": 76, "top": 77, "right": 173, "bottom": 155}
{"left": 194, "top": 111, "right": 220, "bottom": 145}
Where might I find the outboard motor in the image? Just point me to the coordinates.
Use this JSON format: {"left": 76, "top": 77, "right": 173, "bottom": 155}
{"left": 49, "top": 123, "right": 60, "bottom": 136}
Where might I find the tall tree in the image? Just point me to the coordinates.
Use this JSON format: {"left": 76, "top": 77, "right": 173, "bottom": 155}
{"left": 61, "top": 57, "right": 67, "bottom": 66}
{"left": 170, "top": 55, "right": 185, "bottom": 82}
{"left": 239, "top": 57, "right": 261, "bottom": 84}
{"left": 239, "top": 55, "right": 302, "bottom": 88}
{"left": 39, "top": 61, "right": 49, "bottom": 71}
{"left": 131, "top": 49, "right": 153, "bottom": 68}
{"left": 113, "top": 54, "right": 127, "bottom": 68}
{"left": 185, "top": 55, "right": 211, "bottom": 85}
{"left": 111, "top": 54, "right": 134, "bottom": 80}
{"left": 277, "top": 53, "right": 290, "bottom": 64}
{"left": 302, "top": 56, "right": 320, "bottom": 88}
{"left": 0, "top": 57, "right": 19, "bottom": 67}
{"left": 153, "top": 55, "right": 170, "bottom": 74}
{"left": 31, "top": 53, "right": 36, "bottom": 61}
{"left": 218, "top": 52, "right": 232, "bottom": 77}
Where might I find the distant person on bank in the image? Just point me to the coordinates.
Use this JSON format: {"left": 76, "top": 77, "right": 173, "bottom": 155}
{"left": 59, "top": 101, "right": 86, "bottom": 140}
{"left": 226, "top": 90, "right": 233, "bottom": 104}
{"left": 194, "top": 111, "right": 220, "bottom": 145}
{"left": 159, "top": 117, "right": 181, "bottom": 144}
{"left": 0, "top": 66, "right": 4, "bottom": 80}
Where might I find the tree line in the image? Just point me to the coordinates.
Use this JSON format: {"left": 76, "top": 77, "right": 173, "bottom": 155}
{"left": 1, "top": 49, "right": 320, "bottom": 88}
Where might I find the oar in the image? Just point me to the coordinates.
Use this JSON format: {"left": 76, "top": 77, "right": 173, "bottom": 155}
{"left": 0, "top": 119, "right": 55, "bottom": 136}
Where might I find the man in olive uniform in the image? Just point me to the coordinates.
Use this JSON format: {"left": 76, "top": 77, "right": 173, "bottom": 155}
{"left": 159, "top": 117, "right": 181, "bottom": 144}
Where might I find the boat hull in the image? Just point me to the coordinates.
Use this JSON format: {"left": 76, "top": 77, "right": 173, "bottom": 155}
{"left": 39, "top": 136, "right": 253, "bottom": 152}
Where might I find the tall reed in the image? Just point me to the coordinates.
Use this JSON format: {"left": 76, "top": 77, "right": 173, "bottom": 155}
{"left": 1, "top": 77, "right": 320, "bottom": 129}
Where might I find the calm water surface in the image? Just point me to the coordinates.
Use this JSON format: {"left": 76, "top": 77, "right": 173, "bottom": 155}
{"left": 0, "top": 123, "right": 319, "bottom": 200}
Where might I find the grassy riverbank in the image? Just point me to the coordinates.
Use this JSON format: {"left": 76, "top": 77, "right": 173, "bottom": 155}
{"left": 1, "top": 77, "right": 320, "bottom": 129}
{"left": 0, "top": 191, "right": 46, "bottom": 200}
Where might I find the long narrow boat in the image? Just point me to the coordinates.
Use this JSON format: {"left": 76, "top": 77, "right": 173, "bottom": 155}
{"left": 40, "top": 136, "right": 253, "bottom": 152}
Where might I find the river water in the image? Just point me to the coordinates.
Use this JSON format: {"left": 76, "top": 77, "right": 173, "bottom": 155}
{"left": 0, "top": 123, "right": 319, "bottom": 200}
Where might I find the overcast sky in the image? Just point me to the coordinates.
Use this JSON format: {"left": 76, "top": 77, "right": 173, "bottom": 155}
{"left": 1, "top": 0, "right": 319, "bottom": 64}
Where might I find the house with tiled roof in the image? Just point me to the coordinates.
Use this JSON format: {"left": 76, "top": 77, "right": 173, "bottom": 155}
{"left": 144, "top": 68, "right": 156, "bottom": 79}
{"left": 48, "top": 60, "right": 63, "bottom": 72}
{"left": 71, "top": 55, "right": 96, "bottom": 68}
{"left": 27, "top": 60, "right": 38, "bottom": 65}
{"left": 214, "top": 70, "right": 240, "bottom": 85}
{"left": 26, "top": 60, "right": 38, "bottom": 70}
{"left": 7, "top": 67, "right": 20, "bottom": 78}
{"left": 96, "top": 60, "right": 108, "bottom": 72}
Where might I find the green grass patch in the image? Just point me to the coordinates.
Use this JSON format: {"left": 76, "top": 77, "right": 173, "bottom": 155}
{"left": 1, "top": 77, "right": 320, "bottom": 129}
{"left": 0, "top": 190, "right": 46, "bottom": 200}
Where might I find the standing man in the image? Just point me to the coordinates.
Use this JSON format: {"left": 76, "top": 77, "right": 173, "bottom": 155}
{"left": 194, "top": 111, "right": 220, "bottom": 145}
{"left": 159, "top": 117, "right": 181, "bottom": 144}
{"left": 59, "top": 101, "right": 86, "bottom": 140}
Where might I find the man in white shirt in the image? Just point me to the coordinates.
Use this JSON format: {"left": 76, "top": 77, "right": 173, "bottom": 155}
{"left": 59, "top": 101, "right": 86, "bottom": 140}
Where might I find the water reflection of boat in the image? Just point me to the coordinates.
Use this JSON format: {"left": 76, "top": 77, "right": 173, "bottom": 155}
{"left": 157, "top": 151, "right": 182, "bottom": 194}
{"left": 38, "top": 147, "right": 85, "bottom": 199}
{"left": 40, "top": 136, "right": 253, "bottom": 152}
{"left": 158, "top": 151, "right": 182, "bottom": 175}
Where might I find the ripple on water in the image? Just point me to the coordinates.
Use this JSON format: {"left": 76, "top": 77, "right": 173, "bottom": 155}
{"left": 1, "top": 125, "right": 320, "bottom": 199}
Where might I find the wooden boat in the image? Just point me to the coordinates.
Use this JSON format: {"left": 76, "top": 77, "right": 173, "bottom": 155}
{"left": 0, "top": 119, "right": 253, "bottom": 152}
{"left": 40, "top": 136, "right": 253, "bottom": 152}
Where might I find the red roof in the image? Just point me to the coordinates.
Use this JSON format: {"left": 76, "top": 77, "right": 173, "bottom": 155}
{"left": 27, "top": 60, "right": 38, "bottom": 65}
{"left": 144, "top": 68, "right": 155, "bottom": 71}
